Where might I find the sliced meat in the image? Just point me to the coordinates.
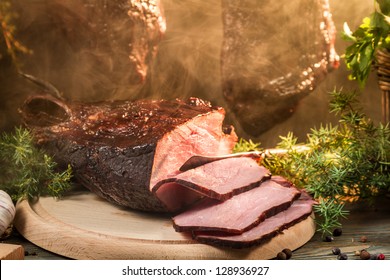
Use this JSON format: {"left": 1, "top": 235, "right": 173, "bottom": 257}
{"left": 179, "top": 151, "right": 262, "bottom": 172}
{"left": 172, "top": 178, "right": 301, "bottom": 234}
{"left": 20, "top": 96, "right": 237, "bottom": 212}
{"left": 269, "top": 175, "right": 295, "bottom": 188}
{"left": 153, "top": 157, "right": 271, "bottom": 205}
{"left": 194, "top": 193, "right": 316, "bottom": 248}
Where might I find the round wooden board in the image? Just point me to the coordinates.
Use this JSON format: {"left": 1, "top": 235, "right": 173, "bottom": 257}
{"left": 14, "top": 190, "right": 316, "bottom": 260}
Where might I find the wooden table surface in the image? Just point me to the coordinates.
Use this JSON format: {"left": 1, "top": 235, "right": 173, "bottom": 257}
{"left": 2, "top": 196, "right": 390, "bottom": 260}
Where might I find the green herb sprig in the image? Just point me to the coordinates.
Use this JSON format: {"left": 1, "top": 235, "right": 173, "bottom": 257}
{"left": 235, "top": 88, "right": 390, "bottom": 236}
{"left": 342, "top": 0, "right": 390, "bottom": 87}
{"left": 0, "top": 127, "right": 73, "bottom": 202}
{"left": 232, "top": 138, "right": 262, "bottom": 153}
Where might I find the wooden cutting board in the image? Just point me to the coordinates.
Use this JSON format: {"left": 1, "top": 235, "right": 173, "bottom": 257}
{"left": 13, "top": 190, "right": 316, "bottom": 260}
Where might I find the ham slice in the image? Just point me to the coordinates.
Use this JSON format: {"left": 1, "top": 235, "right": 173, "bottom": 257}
{"left": 172, "top": 178, "right": 301, "bottom": 234}
{"left": 178, "top": 151, "right": 262, "bottom": 172}
{"left": 153, "top": 157, "right": 271, "bottom": 206}
{"left": 194, "top": 192, "right": 316, "bottom": 248}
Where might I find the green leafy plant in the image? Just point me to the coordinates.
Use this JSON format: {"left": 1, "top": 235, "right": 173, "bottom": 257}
{"left": 0, "top": 127, "right": 73, "bottom": 202}
{"left": 232, "top": 138, "right": 262, "bottom": 153}
{"left": 343, "top": 0, "right": 390, "bottom": 87}
{"left": 235, "top": 88, "right": 390, "bottom": 237}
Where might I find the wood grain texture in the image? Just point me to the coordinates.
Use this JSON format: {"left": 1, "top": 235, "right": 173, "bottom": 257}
{"left": 0, "top": 244, "right": 24, "bottom": 260}
{"left": 13, "top": 190, "right": 315, "bottom": 260}
{"left": 293, "top": 196, "right": 390, "bottom": 260}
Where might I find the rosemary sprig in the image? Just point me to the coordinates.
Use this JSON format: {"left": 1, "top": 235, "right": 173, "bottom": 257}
{"left": 232, "top": 138, "right": 262, "bottom": 153}
{"left": 235, "top": 88, "right": 390, "bottom": 237}
{"left": 313, "top": 199, "right": 349, "bottom": 236}
{"left": 0, "top": 127, "right": 73, "bottom": 202}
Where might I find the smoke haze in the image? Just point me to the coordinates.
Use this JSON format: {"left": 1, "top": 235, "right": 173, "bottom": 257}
{"left": 0, "top": 0, "right": 382, "bottom": 147}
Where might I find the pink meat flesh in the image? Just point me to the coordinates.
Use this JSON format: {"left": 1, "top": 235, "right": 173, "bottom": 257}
{"left": 153, "top": 157, "right": 271, "bottom": 206}
{"left": 194, "top": 193, "right": 315, "bottom": 248}
{"left": 172, "top": 178, "right": 301, "bottom": 234}
{"left": 149, "top": 106, "right": 238, "bottom": 193}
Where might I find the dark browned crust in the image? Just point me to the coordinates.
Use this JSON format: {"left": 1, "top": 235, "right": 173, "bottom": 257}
{"left": 21, "top": 96, "right": 217, "bottom": 148}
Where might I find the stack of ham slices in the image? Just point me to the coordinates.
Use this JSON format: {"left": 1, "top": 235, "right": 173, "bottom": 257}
{"left": 156, "top": 155, "right": 316, "bottom": 249}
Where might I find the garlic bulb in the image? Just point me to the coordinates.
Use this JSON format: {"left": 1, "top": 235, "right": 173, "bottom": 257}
{"left": 0, "top": 190, "right": 16, "bottom": 235}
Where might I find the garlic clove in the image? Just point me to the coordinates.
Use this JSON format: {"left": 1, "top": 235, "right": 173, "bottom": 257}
{"left": 0, "top": 190, "right": 16, "bottom": 236}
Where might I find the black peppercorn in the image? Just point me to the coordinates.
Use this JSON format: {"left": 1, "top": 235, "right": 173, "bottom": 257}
{"left": 337, "top": 253, "right": 348, "bottom": 260}
{"left": 360, "top": 249, "right": 371, "bottom": 260}
{"left": 282, "top": 248, "right": 293, "bottom": 260}
{"left": 324, "top": 235, "right": 334, "bottom": 242}
{"left": 276, "top": 251, "right": 287, "bottom": 260}
{"left": 332, "top": 247, "right": 341, "bottom": 255}
{"left": 332, "top": 228, "right": 343, "bottom": 237}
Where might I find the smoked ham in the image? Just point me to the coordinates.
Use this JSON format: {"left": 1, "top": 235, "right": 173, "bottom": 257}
{"left": 153, "top": 157, "right": 271, "bottom": 211}
{"left": 194, "top": 192, "right": 316, "bottom": 248}
{"left": 21, "top": 95, "right": 316, "bottom": 249}
{"left": 20, "top": 96, "right": 237, "bottom": 212}
{"left": 172, "top": 178, "right": 301, "bottom": 234}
